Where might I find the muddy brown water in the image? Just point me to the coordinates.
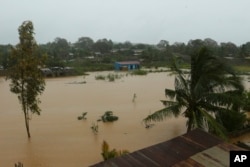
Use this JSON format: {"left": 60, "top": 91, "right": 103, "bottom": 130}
{"left": 0, "top": 71, "right": 249, "bottom": 166}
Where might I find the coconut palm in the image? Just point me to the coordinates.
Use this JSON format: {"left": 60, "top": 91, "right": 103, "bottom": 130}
{"left": 144, "top": 47, "right": 244, "bottom": 138}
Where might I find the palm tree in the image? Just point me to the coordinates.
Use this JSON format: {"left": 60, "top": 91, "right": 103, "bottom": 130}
{"left": 144, "top": 47, "right": 244, "bottom": 138}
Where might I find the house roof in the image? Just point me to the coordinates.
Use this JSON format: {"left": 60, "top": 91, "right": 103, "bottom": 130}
{"left": 115, "top": 61, "right": 140, "bottom": 65}
{"left": 90, "top": 129, "right": 246, "bottom": 167}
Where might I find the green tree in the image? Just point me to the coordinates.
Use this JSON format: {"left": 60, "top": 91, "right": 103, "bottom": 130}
{"left": 0, "top": 44, "right": 11, "bottom": 69}
{"left": 7, "top": 21, "right": 45, "bottom": 138}
{"left": 203, "top": 38, "right": 219, "bottom": 55}
{"left": 101, "top": 140, "right": 129, "bottom": 160}
{"left": 74, "top": 37, "right": 94, "bottom": 57}
{"left": 93, "top": 38, "right": 113, "bottom": 54}
{"left": 170, "top": 42, "right": 186, "bottom": 54}
{"left": 144, "top": 47, "right": 244, "bottom": 138}
{"left": 52, "top": 37, "right": 70, "bottom": 59}
{"left": 186, "top": 39, "right": 204, "bottom": 54}
{"left": 216, "top": 110, "right": 247, "bottom": 133}
{"left": 219, "top": 42, "right": 239, "bottom": 57}
{"left": 157, "top": 40, "right": 169, "bottom": 49}
{"left": 240, "top": 42, "right": 250, "bottom": 57}
{"left": 75, "top": 37, "right": 94, "bottom": 51}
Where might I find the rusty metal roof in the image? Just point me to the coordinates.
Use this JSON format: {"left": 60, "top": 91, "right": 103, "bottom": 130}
{"left": 90, "top": 129, "right": 246, "bottom": 167}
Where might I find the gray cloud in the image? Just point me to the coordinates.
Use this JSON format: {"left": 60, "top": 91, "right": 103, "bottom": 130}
{"left": 1, "top": 0, "right": 250, "bottom": 45}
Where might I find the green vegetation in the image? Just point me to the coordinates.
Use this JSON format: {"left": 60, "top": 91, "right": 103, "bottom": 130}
{"left": 217, "top": 110, "right": 248, "bottom": 133}
{"left": 243, "top": 91, "right": 250, "bottom": 111}
{"left": 7, "top": 21, "right": 45, "bottom": 138}
{"left": 107, "top": 73, "right": 118, "bottom": 81}
{"left": 65, "top": 59, "right": 114, "bottom": 73}
{"left": 91, "top": 122, "right": 99, "bottom": 134}
{"left": 77, "top": 112, "right": 87, "bottom": 120}
{"left": 95, "top": 73, "right": 124, "bottom": 82}
{"left": 2, "top": 35, "right": 250, "bottom": 75}
{"left": 130, "top": 69, "right": 147, "bottom": 75}
{"left": 144, "top": 47, "right": 246, "bottom": 139}
{"left": 95, "top": 75, "right": 106, "bottom": 80}
{"left": 101, "top": 140, "right": 129, "bottom": 160}
{"left": 101, "top": 111, "right": 119, "bottom": 122}
{"left": 234, "top": 65, "right": 250, "bottom": 74}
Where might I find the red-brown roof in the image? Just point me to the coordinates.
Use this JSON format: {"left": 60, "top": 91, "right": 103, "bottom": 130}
{"left": 115, "top": 61, "right": 140, "bottom": 65}
{"left": 90, "top": 129, "right": 246, "bottom": 167}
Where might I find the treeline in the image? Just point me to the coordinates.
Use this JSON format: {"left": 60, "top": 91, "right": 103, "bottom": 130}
{"left": 1, "top": 37, "right": 250, "bottom": 72}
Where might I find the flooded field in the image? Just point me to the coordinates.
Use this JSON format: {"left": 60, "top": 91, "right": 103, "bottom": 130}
{"left": 0, "top": 71, "right": 187, "bottom": 167}
{"left": 1, "top": 71, "right": 250, "bottom": 166}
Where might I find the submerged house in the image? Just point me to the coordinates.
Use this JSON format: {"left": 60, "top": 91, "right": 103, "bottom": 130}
{"left": 114, "top": 61, "right": 140, "bottom": 71}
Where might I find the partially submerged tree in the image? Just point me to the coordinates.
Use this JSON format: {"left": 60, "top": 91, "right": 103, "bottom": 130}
{"left": 7, "top": 21, "right": 45, "bottom": 138}
{"left": 91, "top": 122, "right": 99, "bottom": 134}
{"left": 101, "top": 111, "right": 118, "bottom": 122}
{"left": 14, "top": 162, "right": 24, "bottom": 167}
{"left": 144, "top": 47, "right": 244, "bottom": 139}
{"left": 77, "top": 112, "right": 87, "bottom": 120}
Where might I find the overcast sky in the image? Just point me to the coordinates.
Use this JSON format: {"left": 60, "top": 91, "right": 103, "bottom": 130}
{"left": 1, "top": 0, "right": 250, "bottom": 45}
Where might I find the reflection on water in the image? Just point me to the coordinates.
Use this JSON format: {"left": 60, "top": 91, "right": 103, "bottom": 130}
{"left": 2, "top": 72, "right": 248, "bottom": 166}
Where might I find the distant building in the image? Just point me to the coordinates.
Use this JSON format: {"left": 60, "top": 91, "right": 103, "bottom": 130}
{"left": 40, "top": 68, "right": 53, "bottom": 77}
{"left": 133, "top": 49, "right": 144, "bottom": 56}
{"left": 40, "top": 67, "right": 75, "bottom": 77}
{"left": 114, "top": 61, "right": 140, "bottom": 71}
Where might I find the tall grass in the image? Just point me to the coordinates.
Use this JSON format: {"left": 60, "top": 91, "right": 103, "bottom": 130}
{"left": 234, "top": 65, "right": 250, "bottom": 74}
{"left": 130, "top": 70, "right": 147, "bottom": 75}
{"left": 95, "top": 73, "right": 124, "bottom": 82}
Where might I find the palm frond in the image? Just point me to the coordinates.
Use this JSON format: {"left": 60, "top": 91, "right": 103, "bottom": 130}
{"left": 188, "top": 110, "right": 199, "bottom": 130}
{"left": 199, "top": 108, "right": 227, "bottom": 140}
{"left": 197, "top": 100, "right": 228, "bottom": 114}
{"left": 143, "top": 47, "right": 245, "bottom": 140}
{"left": 160, "top": 100, "right": 177, "bottom": 107}
{"left": 165, "top": 89, "right": 176, "bottom": 99}
{"left": 170, "top": 56, "right": 184, "bottom": 75}
{"left": 184, "top": 107, "right": 205, "bottom": 131}
{"left": 143, "top": 103, "right": 183, "bottom": 123}
{"left": 220, "top": 75, "right": 244, "bottom": 92}
{"left": 204, "top": 90, "right": 243, "bottom": 108}
{"left": 175, "top": 73, "right": 189, "bottom": 91}
{"left": 175, "top": 89, "right": 190, "bottom": 105}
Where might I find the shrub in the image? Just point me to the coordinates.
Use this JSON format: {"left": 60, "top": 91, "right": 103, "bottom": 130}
{"left": 107, "top": 74, "right": 115, "bottom": 82}
{"left": 77, "top": 112, "right": 87, "bottom": 120}
{"left": 95, "top": 73, "right": 124, "bottom": 82}
{"left": 101, "top": 111, "right": 118, "bottom": 122}
{"left": 95, "top": 75, "right": 106, "bottom": 80}
{"left": 130, "top": 70, "right": 147, "bottom": 75}
{"left": 91, "top": 122, "right": 98, "bottom": 134}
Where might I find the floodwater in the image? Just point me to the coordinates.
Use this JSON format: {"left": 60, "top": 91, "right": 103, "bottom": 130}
{"left": 0, "top": 71, "right": 187, "bottom": 167}
{"left": 0, "top": 71, "right": 249, "bottom": 167}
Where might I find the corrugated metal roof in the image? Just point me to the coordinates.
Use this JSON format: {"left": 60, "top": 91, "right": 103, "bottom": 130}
{"left": 90, "top": 129, "right": 246, "bottom": 167}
